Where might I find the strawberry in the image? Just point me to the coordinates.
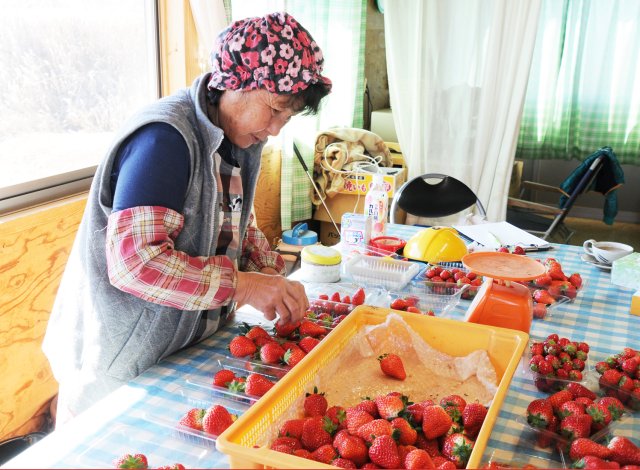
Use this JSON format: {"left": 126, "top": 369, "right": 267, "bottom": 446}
{"left": 441, "top": 433, "right": 474, "bottom": 469}
{"left": 352, "top": 287, "right": 365, "bottom": 306}
{"left": 156, "top": 464, "right": 185, "bottom": 470}
{"left": 440, "top": 395, "right": 466, "bottom": 423}
{"left": 407, "top": 402, "right": 425, "bottom": 424}
{"left": 259, "top": 341, "right": 285, "bottom": 364}
{"left": 390, "top": 298, "right": 409, "bottom": 311}
{"left": 607, "top": 436, "right": 640, "bottom": 466}
{"left": 461, "top": 402, "right": 487, "bottom": 438}
{"left": 566, "top": 382, "right": 597, "bottom": 400}
{"left": 354, "top": 397, "right": 379, "bottom": 417}
{"left": 368, "top": 435, "right": 401, "bottom": 469}
{"left": 301, "top": 416, "right": 333, "bottom": 451}
{"left": 304, "top": 386, "right": 328, "bottom": 417}
{"left": 279, "top": 418, "right": 306, "bottom": 438}
{"left": 595, "top": 397, "right": 625, "bottom": 421}
{"left": 549, "top": 280, "right": 577, "bottom": 299}
{"left": 547, "top": 262, "right": 567, "bottom": 281}
{"left": 568, "top": 273, "right": 583, "bottom": 289}
{"left": 336, "top": 434, "right": 368, "bottom": 466}
{"left": 378, "top": 353, "right": 407, "bottom": 380}
{"left": 532, "top": 274, "right": 553, "bottom": 287}
{"left": 241, "top": 323, "right": 271, "bottom": 342}
{"left": 270, "top": 443, "right": 294, "bottom": 454}
{"left": 274, "top": 320, "right": 300, "bottom": 338}
{"left": 526, "top": 399, "right": 554, "bottom": 429}
{"left": 375, "top": 394, "right": 405, "bottom": 419}
{"left": 113, "top": 453, "right": 149, "bottom": 469}
{"left": 330, "top": 292, "right": 342, "bottom": 302}
{"left": 271, "top": 436, "right": 302, "bottom": 452}
{"left": 326, "top": 405, "right": 347, "bottom": 428}
{"left": 356, "top": 418, "right": 393, "bottom": 443}
{"left": 570, "top": 437, "right": 612, "bottom": 461}
{"left": 421, "top": 404, "right": 453, "bottom": 439}
{"left": 244, "top": 373, "right": 275, "bottom": 397}
{"left": 391, "top": 417, "right": 417, "bottom": 446}
{"left": 532, "top": 289, "right": 555, "bottom": 305}
{"left": 549, "top": 389, "right": 574, "bottom": 413}
{"left": 298, "top": 320, "right": 327, "bottom": 338}
{"left": 532, "top": 303, "right": 548, "bottom": 319}
{"left": 558, "top": 400, "right": 585, "bottom": 419}
{"left": 178, "top": 407, "right": 205, "bottom": 431}
{"left": 229, "top": 335, "right": 257, "bottom": 358}
{"left": 559, "top": 414, "right": 593, "bottom": 441}
{"left": 585, "top": 403, "right": 612, "bottom": 431}
{"left": 298, "top": 336, "right": 320, "bottom": 353}
{"left": 310, "top": 443, "right": 338, "bottom": 464}
{"left": 213, "top": 369, "right": 236, "bottom": 388}
{"left": 332, "top": 457, "right": 357, "bottom": 468}
{"left": 345, "top": 408, "right": 374, "bottom": 435}
{"left": 293, "top": 448, "right": 312, "bottom": 460}
{"left": 283, "top": 346, "right": 306, "bottom": 367}
{"left": 202, "top": 404, "right": 236, "bottom": 436}
{"left": 404, "top": 449, "right": 434, "bottom": 470}
{"left": 573, "top": 456, "right": 620, "bottom": 469}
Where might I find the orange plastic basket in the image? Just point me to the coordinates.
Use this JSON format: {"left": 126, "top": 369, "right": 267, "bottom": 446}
{"left": 215, "top": 306, "right": 528, "bottom": 469}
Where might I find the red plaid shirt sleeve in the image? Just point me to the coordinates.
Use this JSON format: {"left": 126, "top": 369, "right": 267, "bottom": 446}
{"left": 105, "top": 206, "right": 237, "bottom": 311}
{"left": 240, "top": 213, "right": 286, "bottom": 275}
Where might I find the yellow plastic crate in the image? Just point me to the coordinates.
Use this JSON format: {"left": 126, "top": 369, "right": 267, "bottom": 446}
{"left": 216, "top": 306, "right": 528, "bottom": 469}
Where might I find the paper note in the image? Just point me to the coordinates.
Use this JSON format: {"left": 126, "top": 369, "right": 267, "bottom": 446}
{"left": 452, "top": 221, "right": 551, "bottom": 249}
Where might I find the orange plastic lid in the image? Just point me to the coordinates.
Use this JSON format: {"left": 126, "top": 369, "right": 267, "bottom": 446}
{"left": 461, "top": 251, "right": 546, "bottom": 281}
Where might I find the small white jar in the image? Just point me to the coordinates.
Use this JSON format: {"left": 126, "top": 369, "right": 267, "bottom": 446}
{"left": 299, "top": 245, "right": 342, "bottom": 283}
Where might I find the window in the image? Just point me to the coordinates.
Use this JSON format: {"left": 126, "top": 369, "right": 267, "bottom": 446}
{"left": 0, "top": 0, "right": 159, "bottom": 213}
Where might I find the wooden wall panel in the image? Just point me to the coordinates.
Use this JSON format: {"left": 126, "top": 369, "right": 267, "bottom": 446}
{"left": 0, "top": 194, "right": 87, "bottom": 440}
{"left": 254, "top": 146, "right": 282, "bottom": 249}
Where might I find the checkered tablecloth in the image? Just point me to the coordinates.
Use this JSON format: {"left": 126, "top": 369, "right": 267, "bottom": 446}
{"left": 5, "top": 224, "right": 639, "bottom": 469}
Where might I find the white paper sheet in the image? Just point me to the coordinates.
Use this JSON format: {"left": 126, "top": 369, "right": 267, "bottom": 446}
{"left": 453, "top": 221, "right": 551, "bottom": 250}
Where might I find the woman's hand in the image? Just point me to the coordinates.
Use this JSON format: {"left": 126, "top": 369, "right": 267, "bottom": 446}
{"left": 235, "top": 271, "right": 308, "bottom": 325}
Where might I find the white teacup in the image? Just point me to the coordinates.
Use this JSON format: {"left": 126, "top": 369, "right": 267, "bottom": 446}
{"left": 583, "top": 239, "right": 633, "bottom": 264}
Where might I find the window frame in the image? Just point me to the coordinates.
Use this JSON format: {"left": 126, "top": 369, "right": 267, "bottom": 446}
{"left": 0, "top": 0, "right": 202, "bottom": 216}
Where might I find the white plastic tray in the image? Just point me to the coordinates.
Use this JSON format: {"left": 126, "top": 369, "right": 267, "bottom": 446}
{"left": 343, "top": 254, "right": 422, "bottom": 290}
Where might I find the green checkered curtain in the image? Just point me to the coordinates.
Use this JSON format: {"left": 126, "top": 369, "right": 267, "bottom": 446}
{"left": 229, "top": 0, "right": 367, "bottom": 229}
{"left": 516, "top": 0, "right": 640, "bottom": 165}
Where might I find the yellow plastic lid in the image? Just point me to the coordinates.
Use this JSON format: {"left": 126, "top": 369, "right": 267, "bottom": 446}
{"left": 301, "top": 245, "right": 342, "bottom": 266}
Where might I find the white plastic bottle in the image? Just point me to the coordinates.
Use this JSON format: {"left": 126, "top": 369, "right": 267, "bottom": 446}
{"left": 364, "top": 173, "right": 388, "bottom": 239}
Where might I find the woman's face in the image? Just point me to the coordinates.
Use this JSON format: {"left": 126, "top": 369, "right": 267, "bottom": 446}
{"left": 217, "top": 89, "right": 300, "bottom": 148}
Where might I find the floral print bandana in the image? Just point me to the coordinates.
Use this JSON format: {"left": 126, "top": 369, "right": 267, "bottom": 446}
{"left": 208, "top": 12, "right": 332, "bottom": 95}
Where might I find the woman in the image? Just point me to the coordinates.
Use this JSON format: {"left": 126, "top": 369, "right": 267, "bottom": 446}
{"left": 43, "top": 12, "right": 331, "bottom": 424}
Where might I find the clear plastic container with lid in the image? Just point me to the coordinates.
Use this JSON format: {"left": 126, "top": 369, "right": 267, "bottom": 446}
{"left": 299, "top": 245, "right": 342, "bottom": 283}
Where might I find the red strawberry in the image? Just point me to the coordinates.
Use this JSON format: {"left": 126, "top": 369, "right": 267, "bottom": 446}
{"left": 113, "top": 453, "right": 149, "bottom": 469}
{"left": 585, "top": 403, "right": 612, "bottom": 431}
{"left": 326, "top": 405, "right": 347, "bottom": 428}
{"left": 156, "top": 464, "right": 185, "bottom": 470}
{"left": 279, "top": 418, "right": 306, "bottom": 439}
{"left": 304, "top": 387, "right": 328, "bottom": 417}
{"left": 595, "top": 397, "right": 625, "bottom": 421}
{"left": 345, "top": 408, "right": 374, "bottom": 435}
{"left": 336, "top": 434, "right": 368, "bottom": 466}
{"left": 549, "top": 389, "right": 574, "bottom": 413}
{"left": 283, "top": 346, "right": 306, "bottom": 367}
{"left": 202, "top": 404, "right": 236, "bottom": 436}
{"left": 298, "top": 336, "right": 320, "bottom": 353}
{"left": 440, "top": 395, "right": 467, "bottom": 423}
{"left": 404, "top": 449, "right": 434, "bottom": 470}
{"left": 532, "top": 274, "right": 553, "bottom": 287}
{"left": 229, "top": 335, "right": 257, "bottom": 357}
{"left": 407, "top": 402, "right": 425, "bottom": 424}
{"left": 354, "top": 397, "right": 379, "bottom": 417}
{"left": 532, "top": 303, "right": 548, "bottom": 319}
{"left": 293, "top": 448, "right": 312, "bottom": 459}
{"left": 330, "top": 292, "right": 342, "bottom": 302}
{"left": 568, "top": 273, "right": 583, "bottom": 289}
{"left": 547, "top": 262, "right": 567, "bottom": 281}
{"left": 558, "top": 400, "right": 585, "bottom": 419}
{"left": 178, "top": 408, "right": 205, "bottom": 431}
{"left": 390, "top": 298, "right": 409, "bottom": 311}
{"left": 570, "top": 437, "right": 612, "bottom": 461}
{"left": 242, "top": 323, "right": 271, "bottom": 342}
{"left": 301, "top": 416, "right": 334, "bottom": 451}
{"left": 532, "top": 289, "right": 555, "bottom": 305}
{"left": 391, "top": 417, "right": 417, "bottom": 446}
{"left": 270, "top": 436, "right": 301, "bottom": 452}
{"left": 298, "top": 320, "right": 327, "bottom": 338}
{"left": 259, "top": 341, "right": 285, "bottom": 364}
{"left": 368, "top": 435, "right": 401, "bottom": 469}
{"left": 375, "top": 394, "right": 405, "bottom": 420}
{"left": 244, "top": 373, "right": 275, "bottom": 397}
{"left": 559, "top": 414, "right": 593, "bottom": 441}
{"left": 310, "top": 443, "right": 337, "bottom": 463}
{"left": 213, "top": 369, "right": 236, "bottom": 388}
{"left": 421, "top": 405, "right": 453, "bottom": 439}
{"left": 441, "top": 433, "right": 474, "bottom": 469}
{"left": 332, "top": 457, "right": 357, "bottom": 468}
{"left": 607, "top": 436, "right": 640, "bottom": 466}
{"left": 461, "top": 402, "right": 487, "bottom": 438}
{"left": 274, "top": 320, "right": 300, "bottom": 338}
{"left": 378, "top": 353, "right": 407, "bottom": 380}
{"left": 356, "top": 418, "right": 393, "bottom": 443}
{"left": 526, "top": 398, "right": 554, "bottom": 429}
{"left": 352, "top": 287, "right": 365, "bottom": 306}
{"left": 566, "top": 382, "right": 597, "bottom": 400}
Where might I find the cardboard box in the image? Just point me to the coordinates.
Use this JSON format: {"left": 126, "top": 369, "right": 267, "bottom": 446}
{"left": 338, "top": 167, "right": 406, "bottom": 197}
{"left": 318, "top": 221, "right": 340, "bottom": 246}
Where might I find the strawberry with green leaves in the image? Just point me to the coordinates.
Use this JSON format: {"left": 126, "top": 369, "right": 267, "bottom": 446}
{"left": 375, "top": 393, "right": 405, "bottom": 420}
{"left": 178, "top": 408, "right": 205, "bottom": 431}
{"left": 440, "top": 394, "right": 466, "bottom": 423}
{"left": 378, "top": 353, "right": 406, "bottom": 380}
{"left": 532, "top": 289, "right": 555, "bottom": 305}
{"left": 441, "top": 433, "right": 474, "bottom": 468}
{"left": 559, "top": 414, "right": 592, "bottom": 441}
{"left": 304, "top": 386, "right": 328, "bottom": 417}
{"left": 351, "top": 287, "right": 366, "bottom": 306}
{"left": 595, "top": 396, "right": 625, "bottom": 421}
{"left": 244, "top": 373, "right": 275, "bottom": 397}
{"left": 213, "top": 369, "right": 236, "bottom": 388}
{"left": 336, "top": 434, "right": 368, "bottom": 466}
{"left": 421, "top": 404, "right": 453, "bottom": 439}
{"left": 301, "top": 416, "right": 334, "bottom": 451}
{"left": 228, "top": 335, "right": 256, "bottom": 358}
{"left": 462, "top": 402, "right": 487, "bottom": 438}
{"left": 526, "top": 398, "right": 554, "bottom": 429}
{"left": 156, "top": 464, "right": 185, "bottom": 470}
{"left": 569, "top": 437, "right": 612, "bottom": 461}
{"left": 573, "top": 455, "right": 620, "bottom": 469}
{"left": 607, "top": 436, "right": 640, "bottom": 466}
{"left": 113, "top": 453, "right": 148, "bottom": 469}
{"left": 356, "top": 418, "right": 393, "bottom": 443}
{"left": 368, "top": 434, "right": 401, "bottom": 469}
{"left": 283, "top": 346, "right": 306, "bottom": 367}
{"left": 259, "top": 341, "right": 285, "bottom": 364}
{"left": 298, "top": 319, "right": 326, "bottom": 338}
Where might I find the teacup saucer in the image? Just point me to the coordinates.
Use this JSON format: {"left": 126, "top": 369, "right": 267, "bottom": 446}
{"left": 581, "top": 253, "right": 612, "bottom": 271}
